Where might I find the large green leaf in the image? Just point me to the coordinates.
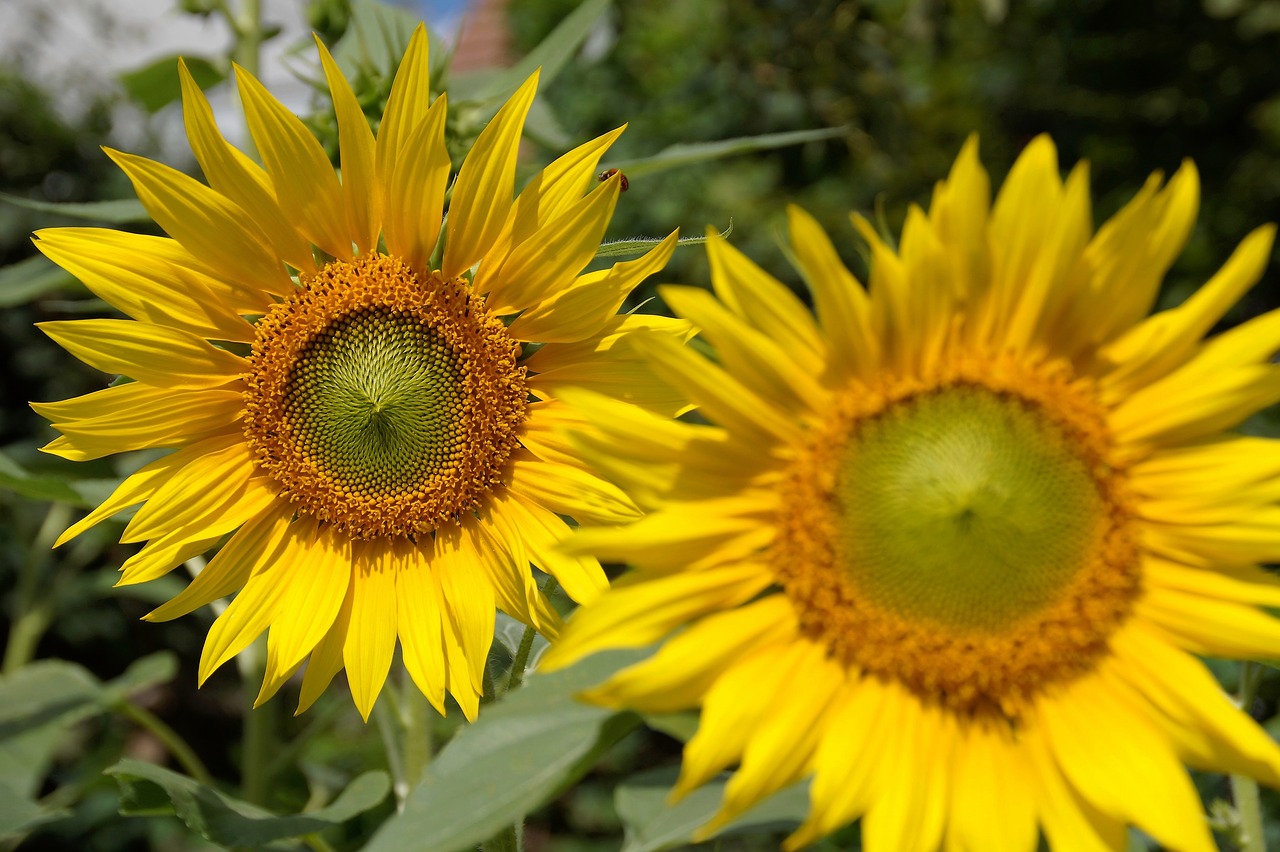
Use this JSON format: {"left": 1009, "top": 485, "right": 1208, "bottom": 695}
{"left": 120, "top": 54, "right": 224, "bottom": 114}
{"left": 0, "top": 255, "right": 75, "bottom": 307}
{"left": 106, "top": 760, "right": 390, "bottom": 846}
{"left": 0, "top": 192, "right": 150, "bottom": 225}
{"left": 364, "top": 649, "right": 647, "bottom": 852}
{"left": 606, "top": 126, "right": 850, "bottom": 178}
{"left": 448, "top": 0, "right": 610, "bottom": 105}
{"left": 0, "top": 780, "right": 64, "bottom": 840}
{"left": 615, "top": 766, "right": 811, "bottom": 852}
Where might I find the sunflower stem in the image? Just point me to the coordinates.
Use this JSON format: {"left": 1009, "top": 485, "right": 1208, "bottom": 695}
{"left": 232, "top": 0, "right": 263, "bottom": 79}
{"left": 373, "top": 693, "right": 410, "bottom": 811}
{"left": 506, "top": 576, "right": 559, "bottom": 694}
{"left": 115, "top": 700, "right": 214, "bottom": 787}
{"left": 1232, "top": 661, "right": 1267, "bottom": 852}
{"left": 400, "top": 674, "right": 433, "bottom": 794}
{"left": 241, "top": 690, "right": 274, "bottom": 807}
{"left": 3, "top": 503, "right": 69, "bottom": 674}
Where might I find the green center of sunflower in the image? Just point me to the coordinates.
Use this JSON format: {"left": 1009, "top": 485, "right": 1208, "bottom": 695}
{"left": 287, "top": 307, "right": 465, "bottom": 497}
{"left": 243, "top": 254, "right": 527, "bottom": 540}
{"left": 834, "top": 388, "right": 1101, "bottom": 632}
{"left": 771, "top": 358, "right": 1142, "bottom": 717}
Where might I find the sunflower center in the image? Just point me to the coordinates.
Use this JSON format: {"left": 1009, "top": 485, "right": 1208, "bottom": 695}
{"left": 836, "top": 388, "right": 1100, "bottom": 632}
{"left": 243, "top": 254, "right": 526, "bottom": 539}
{"left": 773, "top": 356, "right": 1140, "bottom": 717}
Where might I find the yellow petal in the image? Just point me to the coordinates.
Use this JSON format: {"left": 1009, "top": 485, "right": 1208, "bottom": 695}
{"left": 705, "top": 229, "right": 825, "bottom": 374}
{"left": 395, "top": 536, "right": 449, "bottom": 715}
{"left": 541, "top": 563, "right": 774, "bottom": 673}
{"left": 1136, "top": 584, "right": 1280, "bottom": 659}
{"left": 1036, "top": 670, "right": 1216, "bottom": 852}
{"left": 38, "top": 319, "right": 245, "bottom": 389}
{"left": 586, "top": 595, "right": 798, "bottom": 713}
{"left": 471, "top": 507, "right": 563, "bottom": 638}
{"left": 178, "top": 63, "right": 314, "bottom": 273}
{"left": 481, "top": 175, "right": 620, "bottom": 314}
{"left": 1024, "top": 722, "right": 1129, "bottom": 852}
{"left": 55, "top": 434, "right": 239, "bottom": 547}
{"left": 117, "top": 531, "right": 222, "bottom": 587}
{"left": 316, "top": 37, "right": 379, "bottom": 255}
{"left": 105, "top": 148, "right": 290, "bottom": 296}
{"left": 120, "top": 439, "right": 271, "bottom": 543}
{"left": 269, "top": 523, "right": 351, "bottom": 675}
{"left": 489, "top": 491, "right": 608, "bottom": 605}
{"left": 145, "top": 505, "right": 293, "bottom": 622}
{"left": 297, "top": 579, "right": 355, "bottom": 715}
{"left": 199, "top": 517, "right": 320, "bottom": 683}
{"left": 926, "top": 134, "right": 991, "bottom": 306}
{"left": 344, "top": 541, "right": 398, "bottom": 721}
{"left": 383, "top": 94, "right": 450, "bottom": 273}
{"left": 860, "top": 689, "right": 952, "bottom": 852}
{"left": 374, "top": 25, "right": 433, "bottom": 208}
{"left": 1110, "top": 623, "right": 1280, "bottom": 785}
{"left": 507, "top": 455, "right": 640, "bottom": 525}
{"left": 35, "top": 230, "right": 251, "bottom": 342}
{"left": 435, "top": 525, "right": 496, "bottom": 695}
{"left": 235, "top": 63, "right": 349, "bottom": 259}
{"left": 506, "top": 230, "right": 678, "bottom": 344}
{"left": 945, "top": 721, "right": 1038, "bottom": 852}
{"left": 1098, "top": 225, "right": 1276, "bottom": 399}
{"left": 786, "top": 204, "right": 878, "bottom": 383}
{"left": 442, "top": 73, "right": 539, "bottom": 278}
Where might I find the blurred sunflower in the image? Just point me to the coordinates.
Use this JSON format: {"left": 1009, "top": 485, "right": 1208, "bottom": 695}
{"left": 31, "top": 26, "right": 681, "bottom": 720}
{"left": 543, "top": 136, "right": 1280, "bottom": 850}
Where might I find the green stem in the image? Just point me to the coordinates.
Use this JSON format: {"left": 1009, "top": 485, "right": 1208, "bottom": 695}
{"left": 116, "top": 700, "right": 214, "bottom": 787}
{"left": 507, "top": 576, "right": 558, "bottom": 694}
{"left": 373, "top": 694, "right": 409, "bottom": 811}
{"left": 1232, "top": 661, "right": 1267, "bottom": 852}
{"left": 401, "top": 676, "right": 433, "bottom": 793}
{"left": 232, "top": 0, "right": 263, "bottom": 78}
{"left": 3, "top": 503, "right": 69, "bottom": 674}
{"left": 241, "top": 692, "right": 274, "bottom": 807}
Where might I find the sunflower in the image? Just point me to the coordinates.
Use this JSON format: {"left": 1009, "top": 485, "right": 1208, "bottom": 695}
{"left": 542, "top": 136, "right": 1280, "bottom": 850}
{"left": 31, "top": 26, "right": 682, "bottom": 721}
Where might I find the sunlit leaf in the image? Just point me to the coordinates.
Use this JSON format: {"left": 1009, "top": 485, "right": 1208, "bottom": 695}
{"left": 596, "top": 222, "right": 732, "bottom": 260}
{"left": 0, "top": 193, "right": 149, "bottom": 225}
{"left": 0, "top": 451, "right": 94, "bottom": 506}
{"left": 364, "top": 649, "right": 647, "bottom": 852}
{"left": 120, "top": 55, "right": 224, "bottom": 114}
{"left": 606, "top": 126, "right": 849, "bottom": 178}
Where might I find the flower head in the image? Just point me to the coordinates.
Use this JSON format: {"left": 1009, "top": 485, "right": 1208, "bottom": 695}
{"left": 33, "top": 26, "right": 681, "bottom": 720}
{"left": 544, "top": 136, "right": 1280, "bottom": 850}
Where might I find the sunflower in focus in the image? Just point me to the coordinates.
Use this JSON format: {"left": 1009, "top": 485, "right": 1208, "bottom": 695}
{"left": 543, "top": 136, "right": 1280, "bottom": 850}
{"left": 31, "top": 27, "right": 681, "bottom": 720}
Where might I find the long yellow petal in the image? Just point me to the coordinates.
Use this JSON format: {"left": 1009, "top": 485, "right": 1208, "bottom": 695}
{"left": 269, "top": 523, "right": 351, "bottom": 675}
{"left": 945, "top": 721, "right": 1038, "bottom": 852}
{"left": 297, "top": 579, "right": 355, "bottom": 715}
{"left": 1036, "top": 671, "right": 1216, "bottom": 852}
{"left": 144, "top": 505, "right": 293, "bottom": 622}
{"left": 178, "top": 63, "right": 314, "bottom": 273}
{"left": 586, "top": 595, "right": 797, "bottom": 713}
{"left": 395, "top": 536, "right": 449, "bottom": 715}
{"left": 507, "top": 455, "right": 640, "bottom": 525}
{"left": 1024, "top": 723, "right": 1128, "bottom": 852}
{"left": 490, "top": 490, "right": 608, "bottom": 604}
{"left": 470, "top": 506, "right": 562, "bottom": 638}
{"left": 38, "top": 319, "right": 245, "bottom": 389}
{"left": 105, "top": 148, "right": 290, "bottom": 296}
{"left": 383, "top": 93, "right": 450, "bottom": 273}
{"left": 441, "top": 73, "right": 539, "bottom": 278}
{"left": 506, "top": 230, "right": 678, "bottom": 344}
{"left": 316, "top": 37, "right": 379, "bottom": 255}
{"left": 117, "top": 531, "right": 223, "bottom": 587}
{"left": 374, "top": 25, "right": 432, "bottom": 208}
{"left": 235, "top": 64, "right": 349, "bottom": 260}
{"left": 1136, "top": 585, "right": 1280, "bottom": 659}
{"left": 199, "top": 517, "right": 321, "bottom": 683}
{"left": 435, "top": 525, "right": 496, "bottom": 696}
{"left": 34, "top": 231, "right": 251, "bottom": 342}
{"left": 344, "top": 540, "right": 398, "bottom": 721}
{"left": 860, "top": 689, "right": 952, "bottom": 852}
{"left": 481, "top": 174, "right": 620, "bottom": 314}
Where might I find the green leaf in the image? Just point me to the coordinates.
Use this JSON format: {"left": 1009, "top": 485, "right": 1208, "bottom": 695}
{"left": 615, "top": 766, "right": 810, "bottom": 852}
{"left": 120, "top": 55, "right": 224, "bottom": 114}
{"left": 596, "top": 222, "right": 732, "bottom": 260}
{"left": 448, "top": 0, "right": 610, "bottom": 105}
{"left": 0, "top": 191, "right": 150, "bottom": 224}
{"left": 0, "top": 779, "right": 65, "bottom": 840}
{"left": 333, "top": 0, "right": 448, "bottom": 82}
{"left": 606, "top": 126, "right": 850, "bottom": 178}
{"left": 0, "top": 451, "right": 93, "bottom": 506}
{"left": 103, "top": 652, "right": 179, "bottom": 704}
{"left": 641, "top": 711, "right": 699, "bottom": 743}
{"left": 0, "top": 661, "right": 105, "bottom": 804}
{"left": 105, "top": 760, "right": 390, "bottom": 846}
{"left": 365, "top": 649, "right": 647, "bottom": 852}
{"left": 0, "top": 255, "right": 75, "bottom": 307}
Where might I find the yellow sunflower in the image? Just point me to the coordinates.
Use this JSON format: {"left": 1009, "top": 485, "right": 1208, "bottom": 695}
{"left": 31, "top": 26, "right": 682, "bottom": 721}
{"left": 542, "top": 136, "right": 1280, "bottom": 850}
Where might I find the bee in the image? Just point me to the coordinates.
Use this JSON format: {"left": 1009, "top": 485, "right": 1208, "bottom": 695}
{"left": 597, "top": 168, "right": 629, "bottom": 192}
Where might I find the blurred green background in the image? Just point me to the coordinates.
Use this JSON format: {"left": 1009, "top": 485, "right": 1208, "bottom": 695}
{"left": 1, "top": 0, "right": 1279, "bottom": 849}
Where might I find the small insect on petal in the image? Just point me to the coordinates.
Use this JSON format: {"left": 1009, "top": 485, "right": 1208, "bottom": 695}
{"left": 598, "top": 168, "right": 629, "bottom": 192}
